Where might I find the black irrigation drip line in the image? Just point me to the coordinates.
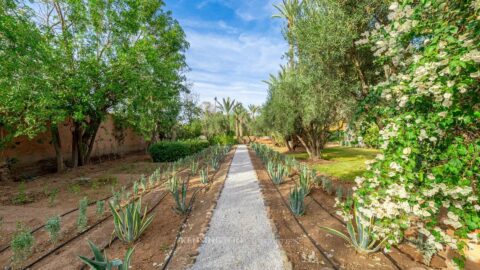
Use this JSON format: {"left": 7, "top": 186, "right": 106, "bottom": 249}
{"left": 0, "top": 163, "right": 178, "bottom": 255}
{"left": 251, "top": 150, "right": 339, "bottom": 270}
{"left": 76, "top": 146, "right": 233, "bottom": 270}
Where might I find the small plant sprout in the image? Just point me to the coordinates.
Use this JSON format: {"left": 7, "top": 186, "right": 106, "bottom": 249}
{"left": 320, "top": 206, "right": 388, "bottom": 254}
{"left": 109, "top": 198, "right": 154, "bottom": 244}
{"left": 12, "top": 182, "right": 30, "bottom": 205}
{"left": 96, "top": 200, "right": 105, "bottom": 217}
{"left": 148, "top": 175, "right": 155, "bottom": 189}
{"left": 190, "top": 160, "right": 198, "bottom": 176}
{"left": 11, "top": 222, "right": 35, "bottom": 266}
{"left": 200, "top": 168, "right": 209, "bottom": 185}
{"left": 45, "top": 215, "right": 61, "bottom": 244}
{"left": 289, "top": 185, "right": 306, "bottom": 216}
{"left": 79, "top": 240, "right": 134, "bottom": 270}
{"left": 77, "top": 197, "right": 89, "bottom": 232}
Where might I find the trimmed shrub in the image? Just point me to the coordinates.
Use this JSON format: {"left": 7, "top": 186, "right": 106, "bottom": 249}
{"left": 148, "top": 140, "right": 209, "bottom": 162}
{"left": 208, "top": 134, "right": 236, "bottom": 146}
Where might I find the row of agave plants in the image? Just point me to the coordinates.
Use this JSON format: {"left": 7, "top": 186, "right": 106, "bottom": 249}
{"left": 9, "top": 145, "right": 231, "bottom": 270}
{"left": 252, "top": 143, "right": 388, "bottom": 255}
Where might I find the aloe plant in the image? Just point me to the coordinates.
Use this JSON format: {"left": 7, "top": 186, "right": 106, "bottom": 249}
{"left": 109, "top": 198, "right": 154, "bottom": 244}
{"left": 320, "top": 206, "right": 388, "bottom": 254}
{"left": 209, "top": 157, "right": 220, "bottom": 170}
{"left": 289, "top": 185, "right": 306, "bottom": 216}
{"left": 78, "top": 240, "right": 134, "bottom": 270}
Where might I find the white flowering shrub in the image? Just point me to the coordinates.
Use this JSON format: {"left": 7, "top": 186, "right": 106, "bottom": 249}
{"left": 351, "top": 0, "right": 480, "bottom": 267}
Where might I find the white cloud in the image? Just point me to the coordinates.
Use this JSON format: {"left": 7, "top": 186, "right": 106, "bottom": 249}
{"left": 184, "top": 29, "right": 286, "bottom": 105}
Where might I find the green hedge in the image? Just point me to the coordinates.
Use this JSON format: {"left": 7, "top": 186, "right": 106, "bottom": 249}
{"left": 208, "top": 134, "right": 237, "bottom": 145}
{"left": 148, "top": 140, "right": 210, "bottom": 162}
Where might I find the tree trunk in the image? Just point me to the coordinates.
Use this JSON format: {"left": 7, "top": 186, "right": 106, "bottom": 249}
{"left": 51, "top": 126, "right": 65, "bottom": 172}
{"left": 79, "top": 119, "right": 101, "bottom": 165}
{"left": 71, "top": 122, "right": 80, "bottom": 168}
{"left": 285, "top": 136, "right": 293, "bottom": 152}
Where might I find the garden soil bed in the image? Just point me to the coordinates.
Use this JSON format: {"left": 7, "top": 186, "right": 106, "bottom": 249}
{"left": 0, "top": 154, "right": 157, "bottom": 249}
{"left": 248, "top": 148, "right": 429, "bottom": 270}
{"left": 0, "top": 148, "right": 235, "bottom": 269}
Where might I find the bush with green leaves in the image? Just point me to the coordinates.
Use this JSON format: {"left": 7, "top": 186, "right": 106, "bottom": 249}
{"left": 289, "top": 185, "right": 306, "bottom": 216}
{"left": 11, "top": 223, "right": 35, "bottom": 265}
{"left": 109, "top": 198, "right": 154, "bottom": 244}
{"left": 320, "top": 206, "right": 387, "bottom": 254}
{"left": 12, "top": 182, "right": 30, "bottom": 205}
{"left": 208, "top": 134, "right": 237, "bottom": 145}
{"left": 77, "top": 197, "right": 89, "bottom": 232}
{"left": 79, "top": 240, "right": 134, "bottom": 270}
{"left": 148, "top": 140, "right": 209, "bottom": 162}
{"left": 45, "top": 215, "right": 61, "bottom": 244}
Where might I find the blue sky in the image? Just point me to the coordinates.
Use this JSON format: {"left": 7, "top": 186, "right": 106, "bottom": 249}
{"left": 164, "top": 0, "right": 287, "bottom": 106}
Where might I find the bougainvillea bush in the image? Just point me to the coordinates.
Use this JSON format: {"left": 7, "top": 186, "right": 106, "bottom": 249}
{"left": 349, "top": 0, "right": 479, "bottom": 267}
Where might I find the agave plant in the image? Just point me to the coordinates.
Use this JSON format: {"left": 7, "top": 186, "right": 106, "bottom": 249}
{"left": 268, "top": 162, "right": 286, "bottom": 185}
{"left": 289, "top": 185, "right": 306, "bottom": 216}
{"left": 299, "top": 166, "right": 313, "bottom": 195}
{"left": 78, "top": 240, "right": 134, "bottom": 270}
{"left": 200, "top": 168, "right": 209, "bottom": 185}
{"left": 190, "top": 161, "right": 198, "bottom": 176}
{"left": 320, "top": 206, "right": 388, "bottom": 254}
{"left": 168, "top": 177, "right": 194, "bottom": 214}
{"left": 209, "top": 157, "right": 220, "bottom": 170}
{"left": 109, "top": 199, "right": 154, "bottom": 244}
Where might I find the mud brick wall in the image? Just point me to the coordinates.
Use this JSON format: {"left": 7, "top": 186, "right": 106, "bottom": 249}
{"left": 0, "top": 115, "right": 146, "bottom": 176}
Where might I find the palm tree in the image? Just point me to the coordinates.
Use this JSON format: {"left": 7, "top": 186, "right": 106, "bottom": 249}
{"left": 272, "top": 0, "right": 304, "bottom": 69}
{"left": 248, "top": 104, "right": 260, "bottom": 121}
{"left": 215, "top": 97, "right": 238, "bottom": 134}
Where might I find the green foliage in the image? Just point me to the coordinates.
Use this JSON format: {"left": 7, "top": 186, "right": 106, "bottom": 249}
{"left": 96, "top": 200, "right": 105, "bottom": 217}
{"left": 299, "top": 166, "right": 313, "bottom": 195}
{"left": 289, "top": 185, "right": 306, "bottom": 216}
{"left": 362, "top": 123, "right": 380, "bottom": 148}
{"left": 208, "top": 134, "right": 237, "bottom": 146}
{"left": 11, "top": 223, "right": 34, "bottom": 265}
{"left": 68, "top": 184, "right": 81, "bottom": 194}
{"left": 148, "top": 140, "right": 209, "bottom": 162}
{"left": 209, "top": 157, "right": 220, "bottom": 171}
{"left": 109, "top": 199, "right": 154, "bottom": 244}
{"left": 77, "top": 197, "right": 89, "bottom": 232}
{"left": 320, "top": 206, "right": 387, "bottom": 254}
{"left": 78, "top": 240, "right": 134, "bottom": 270}
{"left": 45, "top": 215, "right": 61, "bottom": 245}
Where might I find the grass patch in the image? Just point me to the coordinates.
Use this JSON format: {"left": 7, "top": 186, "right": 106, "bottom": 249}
{"left": 287, "top": 147, "right": 381, "bottom": 181}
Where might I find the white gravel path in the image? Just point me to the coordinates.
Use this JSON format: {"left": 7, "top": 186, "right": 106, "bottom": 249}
{"left": 190, "top": 145, "right": 287, "bottom": 270}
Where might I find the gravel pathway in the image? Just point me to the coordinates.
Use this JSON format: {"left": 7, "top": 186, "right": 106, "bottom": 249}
{"left": 190, "top": 145, "right": 286, "bottom": 270}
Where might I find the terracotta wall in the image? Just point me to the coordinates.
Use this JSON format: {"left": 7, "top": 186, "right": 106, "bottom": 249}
{"left": 0, "top": 115, "right": 147, "bottom": 169}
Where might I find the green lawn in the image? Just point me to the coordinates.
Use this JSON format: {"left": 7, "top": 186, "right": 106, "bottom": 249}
{"left": 287, "top": 146, "right": 381, "bottom": 181}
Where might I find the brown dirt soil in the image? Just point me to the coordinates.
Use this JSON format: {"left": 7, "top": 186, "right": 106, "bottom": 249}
{"left": 248, "top": 148, "right": 429, "bottom": 270}
{"left": 8, "top": 148, "right": 235, "bottom": 270}
{"left": 103, "top": 147, "right": 236, "bottom": 270}
{"left": 0, "top": 154, "right": 157, "bottom": 248}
